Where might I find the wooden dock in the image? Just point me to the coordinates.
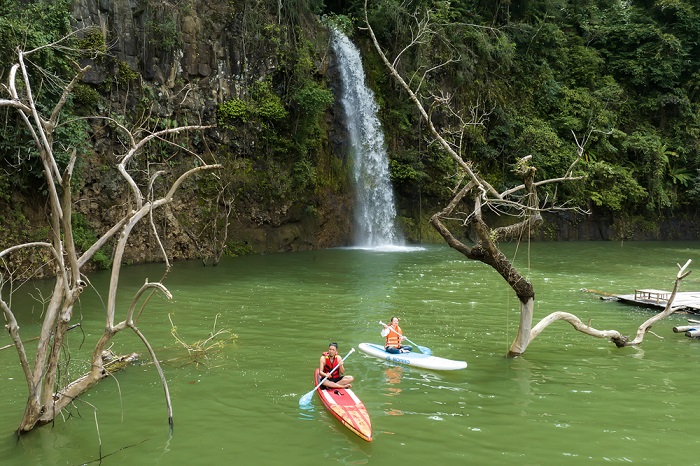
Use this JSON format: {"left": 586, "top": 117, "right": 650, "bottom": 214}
{"left": 613, "top": 289, "right": 700, "bottom": 313}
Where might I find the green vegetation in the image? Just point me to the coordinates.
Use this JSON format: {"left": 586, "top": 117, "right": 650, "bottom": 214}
{"left": 76, "top": 27, "right": 106, "bottom": 56}
{"left": 145, "top": 0, "right": 182, "bottom": 52}
{"left": 214, "top": 0, "right": 342, "bottom": 221}
{"left": 355, "top": 0, "right": 700, "bottom": 230}
{"left": 218, "top": 80, "right": 288, "bottom": 129}
{"left": 2, "top": 0, "right": 700, "bottom": 256}
{"left": 116, "top": 61, "right": 139, "bottom": 86}
{"left": 0, "top": 0, "right": 92, "bottom": 226}
{"left": 168, "top": 313, "right": 238, "bottom": 368}
{"left": 71, "top": 213, "right": 112, "bottom": 270}
{"left": 72, "top": 83, "right": 101, "bottom": 109}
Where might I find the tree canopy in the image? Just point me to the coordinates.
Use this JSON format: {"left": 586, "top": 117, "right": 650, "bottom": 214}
{"left": 352, "top": 0, "right": 700, "bottom": 236}
{"left": 1, "top": 0, "right": 699, "bottom": 256}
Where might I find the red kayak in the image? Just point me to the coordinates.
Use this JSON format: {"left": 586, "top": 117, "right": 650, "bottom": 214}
{"left": 314, "top": 369, "right": 372, "bottom": 442}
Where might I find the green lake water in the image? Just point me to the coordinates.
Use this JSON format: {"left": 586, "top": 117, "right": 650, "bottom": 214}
{"left": 1, "top": 241, "right": 700, "bottom": 465}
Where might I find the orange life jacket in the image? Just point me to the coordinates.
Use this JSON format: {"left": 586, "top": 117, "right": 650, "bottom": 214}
{"left": 385, "top": 325, "right": 403, "bottom": 348}
{"left": 322, "top": 352, "right": 342, "bottom": 376}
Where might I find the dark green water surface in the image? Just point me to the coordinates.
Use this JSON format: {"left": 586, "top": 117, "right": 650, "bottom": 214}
{"left": 2, "top": 241, "right": 700, "bottom": 465}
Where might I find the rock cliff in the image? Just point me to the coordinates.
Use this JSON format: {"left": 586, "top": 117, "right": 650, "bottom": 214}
{"left": 65, "top": 0, "right": 353, "bottom": 268}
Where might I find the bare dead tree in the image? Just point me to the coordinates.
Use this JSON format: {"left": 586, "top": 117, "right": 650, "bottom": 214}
{"left": 0, "top": 35, "right": 220, "bottom": 433}
{"left": 362, "top": 1, "right": 691, "bottom": 356}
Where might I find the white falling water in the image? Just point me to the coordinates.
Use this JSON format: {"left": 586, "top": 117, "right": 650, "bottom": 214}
{"left": 331, "top": 30, "right": 403, "bottom": 248}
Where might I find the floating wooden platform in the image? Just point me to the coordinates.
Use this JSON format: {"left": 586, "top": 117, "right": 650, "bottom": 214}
{"left": 613, "top": 289, "right": 700, "bottom": 313}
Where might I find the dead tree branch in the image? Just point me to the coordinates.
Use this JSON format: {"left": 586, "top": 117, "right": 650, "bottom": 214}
{"left": 362, "top": 1, "right": 687, "bottom": 357}
{"left": 0, "top": 34, "right": 221, "bottom": 433}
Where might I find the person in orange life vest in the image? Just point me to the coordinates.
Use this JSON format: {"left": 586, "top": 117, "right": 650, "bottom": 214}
{"left": 381, "top": 316, "right": 413, "bottom": 354}
{"left": 318, "top": 342, "right": 354, "bottom": 389}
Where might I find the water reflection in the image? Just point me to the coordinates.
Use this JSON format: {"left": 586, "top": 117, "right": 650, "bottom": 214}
{"left": 383, "top": 365, "right": 404, "bottom": 417}
{"left": 297, "top": 402, "right": 316, "bottom": 421}
{"left": 384, "top": 365, "right": 403, "bottom": 394}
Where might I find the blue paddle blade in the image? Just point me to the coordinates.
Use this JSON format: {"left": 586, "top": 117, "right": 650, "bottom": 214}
{"left": 418, "top": 345, "right": 432, "bottom": 355}
{"left": 299, "top": 390, "right": 314, "bottom": 406}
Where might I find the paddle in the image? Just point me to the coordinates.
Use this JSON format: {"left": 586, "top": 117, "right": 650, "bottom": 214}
{"left": 299, "top": 347, "right": 355, "bottom": 406}
{"left": 379, "top": 321, "right": 432, "bottom": 355}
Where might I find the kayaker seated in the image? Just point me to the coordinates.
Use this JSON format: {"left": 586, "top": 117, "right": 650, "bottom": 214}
{"left": 381, "top": 317, "right": 413, "bottom": 354}
{"left": 319, "top": 342, "right": 354, "bottom": 389}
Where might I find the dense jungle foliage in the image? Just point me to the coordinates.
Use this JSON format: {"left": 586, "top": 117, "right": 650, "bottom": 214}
{"left": 1, "top": 0, "right": 699, "bottom": 261}
{"left": 340, "top": 0, "right": 700, "bottom": 235}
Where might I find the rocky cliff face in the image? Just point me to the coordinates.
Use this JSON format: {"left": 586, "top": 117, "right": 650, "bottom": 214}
{"left": 65, "top": 0, "right": 353, "bottom": 268}
{"left": 72, "top": 1, "right": 232, "bottom": 107}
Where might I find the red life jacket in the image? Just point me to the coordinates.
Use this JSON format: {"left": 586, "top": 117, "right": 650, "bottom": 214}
{"left": 322, "top": 352, "right": 341, "bottom": 376}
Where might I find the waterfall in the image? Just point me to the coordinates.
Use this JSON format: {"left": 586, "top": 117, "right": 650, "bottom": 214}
{"left": 331, "top": 30, "right": 403, "bottom": 248}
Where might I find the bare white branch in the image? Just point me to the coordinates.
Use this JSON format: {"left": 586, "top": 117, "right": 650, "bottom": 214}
{"left": 1, "top": 34, "right": 221, "bottom": 432}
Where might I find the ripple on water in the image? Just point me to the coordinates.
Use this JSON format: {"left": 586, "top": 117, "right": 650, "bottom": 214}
{"left": 3, "top": 243, "right": 700, "bottom": 465}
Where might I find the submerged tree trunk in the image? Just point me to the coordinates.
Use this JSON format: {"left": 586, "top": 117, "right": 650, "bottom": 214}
{"left": 509, "top": 298, "right": 534, "bottom": 356}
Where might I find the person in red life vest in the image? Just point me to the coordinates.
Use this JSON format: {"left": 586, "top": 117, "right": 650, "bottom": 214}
{"left": 381, "top": 316, "right": 413, "bottom": 354}
{"left": 318, "top": 342, "right": 354, "bottom": 389}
